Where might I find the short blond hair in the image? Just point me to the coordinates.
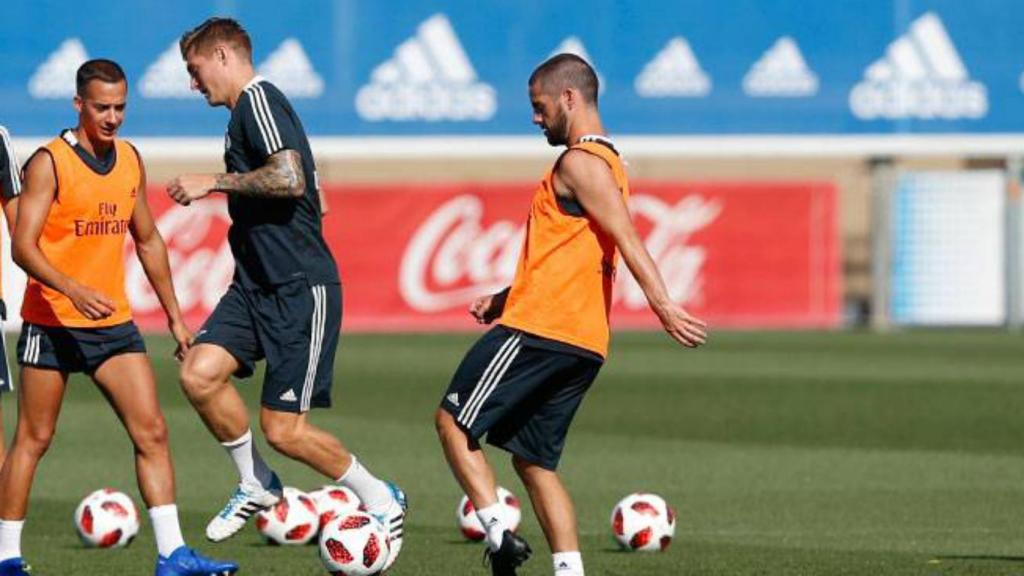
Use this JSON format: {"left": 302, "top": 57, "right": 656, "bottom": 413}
{"left": 180, "top": 17, "right": 252, "bottom": 61}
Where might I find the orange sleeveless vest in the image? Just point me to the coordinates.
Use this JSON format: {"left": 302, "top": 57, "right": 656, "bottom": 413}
{"left": 21, "top": 133, "right": 138, "bottom": 327}
{"left": 499, "top": 139, "right": 630, "bottom": 358}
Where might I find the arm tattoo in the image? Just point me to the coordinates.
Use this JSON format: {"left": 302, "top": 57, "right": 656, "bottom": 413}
{"left": 214, "top": 150, "right": 305, "bottom": 199}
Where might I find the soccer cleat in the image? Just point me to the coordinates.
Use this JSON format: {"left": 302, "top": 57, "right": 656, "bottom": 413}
{"left": 206, "top": 473, "right": 282, "bottom": 542}
{"left": 154, "top": 546, "right": 238, "bottom": 576}
{"left": 484, "top": 530, "right": 532, "bottom": 576}
{"left": 371, "top": 481, "right": 407, "bottom": 572}
{"left": 0, "top": 558, "right": 30, "bottom": 576}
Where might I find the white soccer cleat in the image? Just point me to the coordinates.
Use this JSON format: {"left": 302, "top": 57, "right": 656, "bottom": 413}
{"left": 372, "top": 482, "right": 407, "bottom": 572}
{"left": 205, "top": 474, "right": 282, "bottom": 542}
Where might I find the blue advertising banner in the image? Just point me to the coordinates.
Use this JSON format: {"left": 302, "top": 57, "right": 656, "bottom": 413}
{"left": 2, "top": 0, "right": 1023, "bottom": 136}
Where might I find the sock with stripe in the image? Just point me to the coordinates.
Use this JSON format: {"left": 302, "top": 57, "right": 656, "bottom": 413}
{"left": 553, "top": 551, "right": 584, "bottom": 576}
{"left": 0, "top": 519, "right": 23, "bottom": 563}
{"left": 337, "top": 456, "right": 391, "bottom": 514}
{"left": 221, "top": 429, "right": 275, "bottom": 490}
{"left": 476, "top": 503, "right": 507, "bottom": 552}
{"left": 148, "top": 505, "right": 186, "bottom": 558}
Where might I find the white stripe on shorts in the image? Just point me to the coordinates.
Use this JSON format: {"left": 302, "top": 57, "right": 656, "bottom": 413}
{"left": 460, "top": 340, "right": 522, "bottom": 429}
{"left": 457, "top": 333, "right": 521, "bottom": 428}
{"left": 300, "top": 285, "right": 326, "bottom": 412}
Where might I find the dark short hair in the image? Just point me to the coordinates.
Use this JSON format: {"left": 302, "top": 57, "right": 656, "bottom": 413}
{"left": 179, "top": 17, "right": 252, "bottom": 61}
{"left": 529, "top": 53, "right": 599, "bottom": 105}
{"left": 76, "top": 59, "right": 126, "bottom": 96}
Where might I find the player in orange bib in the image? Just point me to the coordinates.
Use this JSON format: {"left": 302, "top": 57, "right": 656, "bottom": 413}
{"left": 0, "top": 126, "right": 23, "bottom": 472}
{"left": 436, "top": 54, "right": 707, "bottom": 576}
{"left": 0, "top": 60, "right": 237, "bottom": 576}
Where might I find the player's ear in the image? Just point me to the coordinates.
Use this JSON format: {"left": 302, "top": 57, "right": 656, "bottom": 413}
{"left": 73, "top": 94, "right": 83, "bottom": 114}
{"left": 214, "top": 44, "right": 228, "bottom": 65}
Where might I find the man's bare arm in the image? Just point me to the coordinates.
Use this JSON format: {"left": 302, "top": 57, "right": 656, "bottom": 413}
{"left": 214, "top": 149, "right": 305, "bottom": 199}
{"left": 556, "top": 150, "right": 707, "bottom": 347}
{"left": 167, "top": 149, "right": 305, "bottom": 206}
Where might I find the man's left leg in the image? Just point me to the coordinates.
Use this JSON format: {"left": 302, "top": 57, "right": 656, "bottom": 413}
{"left": 259, "top": 408, "right": 406, "bottom": 567}
{"left": 92, "top": 352, "right": 238, "bottom": 575}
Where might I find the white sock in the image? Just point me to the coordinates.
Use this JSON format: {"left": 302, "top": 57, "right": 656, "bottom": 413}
{"left": 221, "top": 429, "right": 275, "bottom": 489}
{"left": 0, "top": 520, "right": 24, "bottom": 563}
{"left": 553, "top": 551, "right": 584, "bottom": 576}
{"left": 337, "top": 456, "right": 391, "bottom": 514}
{"left": 148, "top": 505, "right": 186, "bottom": 558}
{"left": 475, "top": 503, "right": 507, "bottom": 552}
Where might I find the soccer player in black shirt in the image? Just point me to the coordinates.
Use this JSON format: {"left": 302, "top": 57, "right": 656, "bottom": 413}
{"left": 169, "top": 18, "right": 406, "bottom": 569}
{"left": 0, "top": 126, "right": 22, "bottom": 470}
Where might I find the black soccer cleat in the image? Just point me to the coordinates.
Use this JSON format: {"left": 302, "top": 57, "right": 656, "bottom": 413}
{"left": 484, "top": 530, "right": 532, "bottom": 576}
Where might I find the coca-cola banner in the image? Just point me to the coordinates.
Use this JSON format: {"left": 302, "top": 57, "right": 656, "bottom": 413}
{"left": 0, "top": 181, "right": 840, "bottom": 332}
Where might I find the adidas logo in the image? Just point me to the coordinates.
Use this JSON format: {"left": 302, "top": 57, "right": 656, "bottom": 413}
{"left": 634, "top": 37, "right": 711, "bottom": 98}
{"left": 743, "top": 37, "right": 818, "bottom": 98}
{"left": 849, "top": 11, "right": 987, "bottom": 120}
{"left": 279, "top": 389, "right": 298, "bottom": 403}
{"left": 258, "top": 39, "right": 324, "bottom": 99}
{"left": 29, "top": 38, "right": 89, "bottom": 99}
{"left": 356, "top": 13, "right": 495, "bottom": 122}
{"left": 549, "top": 37, "right": 604, "bottom": 93}
{"left": 446, "top": 393, "right": 460, "bottom": 407}
{"left": 140, "top": 41, "right": 197, "bottom": 99}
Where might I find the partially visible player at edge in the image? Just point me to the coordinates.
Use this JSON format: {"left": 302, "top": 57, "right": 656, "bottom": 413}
{"left": 436, "top": 54, "right": 707, "bottom": 576}
{"left": 168, "top": 17, "right": 406, "bottom": 569}
{"left": 0, "top": 126, "right": 22, "bottom": 472}
{"left": 0, "top": 60, "right": 238, "bottom": 576}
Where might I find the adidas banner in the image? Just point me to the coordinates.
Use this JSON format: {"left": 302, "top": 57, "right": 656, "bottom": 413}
{"left": 0, "top": 181, "right": 841, "bottom": 331}
{"left": 1, "top": 0, "right": 1021, "bottom": 135}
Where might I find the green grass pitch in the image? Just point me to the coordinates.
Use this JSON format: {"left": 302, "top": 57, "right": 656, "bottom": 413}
{"left": 4, "top": 329, "right": 1024, "bottom": 575}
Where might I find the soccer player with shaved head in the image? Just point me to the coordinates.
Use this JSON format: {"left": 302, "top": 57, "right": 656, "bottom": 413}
{"left": 170, "top": 17, "right": 406, "bottom": 570}
{"left": 0, "top": 60, "right": 237, "bottom": 576}
{"left": 436, "top": 54, "right": 707, "bottom": 576}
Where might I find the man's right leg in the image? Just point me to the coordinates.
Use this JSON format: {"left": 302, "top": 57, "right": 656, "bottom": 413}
{"left": 179, "top": 344, "right": 281, "bottom": 542}
{"left": 0, "top": 367, "right": 67, "bottom": 570}
{"left": 512, "top": 457, "right": 584, "bottom": 576}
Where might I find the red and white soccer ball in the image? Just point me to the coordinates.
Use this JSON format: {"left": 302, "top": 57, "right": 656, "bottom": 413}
{"left": 73, "top": 488, "right": 140, "bottom": 548}
{"left": 255, "top": 486, "right": 319, "bottom": 545}
{"left": 610, "top": 493, "right": 676, "bottom": 552}
{"left": 318, "top": 511, "right": 390, "bottom": 576}
{"left": 457, "top": 486, "right": 522, "bottom": 542}
{"left": 309, "top": 485, "right": 362, "bottom": 531}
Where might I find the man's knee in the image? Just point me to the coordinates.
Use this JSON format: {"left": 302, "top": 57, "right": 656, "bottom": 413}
{"left": 130, "top": 415, "right": 169, "bottom": 455}
{"left": 261, "top": 413, "right": 303, "bottom": 455}
{"left": 512, "top": 454, "right": 548, "bottom": 479}
{"left": 18, "top": 422, "right": 57, "bottom": 459}
{"left": 180, "top": 355, "right": 228, "bottom": 403}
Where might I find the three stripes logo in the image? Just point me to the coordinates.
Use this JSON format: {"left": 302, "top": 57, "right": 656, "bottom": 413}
{"left": 849, "top": 12, "right": 987, "bottom": 120}
{"left": 356, "top": 13, "right": 495, "bottom": 122}
{"left": 29, "top": 38, "right": 88, "bottom": 99}
{"left": 743, "top": 37, "right": 818, "bottom": 98}
{"left": 634, "top": 37, "right": 711, "bottom": 98}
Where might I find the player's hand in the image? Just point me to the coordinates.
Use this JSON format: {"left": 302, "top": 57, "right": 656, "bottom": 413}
{"left": 67, "top": 283, "right": 116, "bottom": 321}
{"left": 169, "top": 318, "right": 192, "bottom": 362}
{"left": 469, "top": 290, "right": 508, "bottom": 324}
{"left": 655, "top": 304, "right": 708, "bottom": 348}
{"left": 167, "top": 174, "right": 216, "bottom": 206}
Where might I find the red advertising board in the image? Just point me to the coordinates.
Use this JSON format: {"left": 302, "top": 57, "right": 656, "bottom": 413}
{"left": 125, "top": 181, "right": 840, "bottom": 332}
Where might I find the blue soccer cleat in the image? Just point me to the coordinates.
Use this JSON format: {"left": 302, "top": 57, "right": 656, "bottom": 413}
{"left": 154, "top": 546, "right": 238, "bottom": 576}
{"left": 370, "top": 481, "right": 407, "bottom": 572}
{"left": 0, "top": 558, "right": 30, "bottom": 576}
